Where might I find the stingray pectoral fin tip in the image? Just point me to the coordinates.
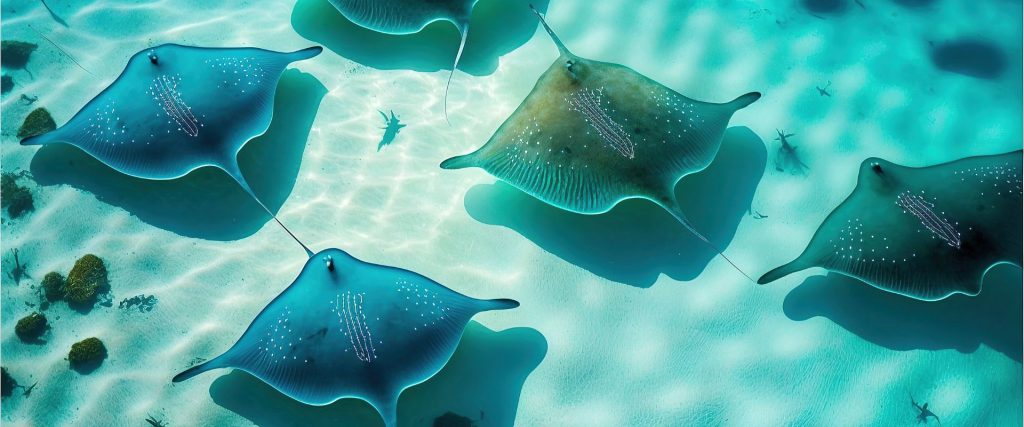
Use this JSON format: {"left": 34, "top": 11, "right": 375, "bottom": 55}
{"left": 171, "top": 360, "right": 215, "bottom": 383}
{"left": 757, "top": 260, "right": 801, "bottom": 285}
{"left": 484, "top": 298, "right": 520, "bottom": 311}
{"left": 440, "top": 154, "right": 474, "bottom": 170}
{"left": 728, "top": 92, "right": 762, "bottom": 111}
{"left": 289, "top": 46, "right": 324, "bottom": 60}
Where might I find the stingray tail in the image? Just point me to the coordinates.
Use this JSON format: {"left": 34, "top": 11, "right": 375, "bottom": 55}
{"left": 368, "top": 395, "right": 399, "bottom": 427}
{"left": 725, "top": 92, "right": 762, "bottom": 111}
{"left": 529, "top": 4, "right": 571, "bottom": 56}
{"left": 658, "top": 196, "right": 755, "bottom": 283}
{"left": 222, "top": 162, "right": 314, "bottom": 258}
{"left": 443, "top": 24, "right": 469, "bottom": 126}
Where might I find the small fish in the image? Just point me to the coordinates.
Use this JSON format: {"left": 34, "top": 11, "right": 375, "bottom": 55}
{"left": 816, "top": 80, "right": 832, "bottom": 97}
{"left": 774, "top": 129, "right": 809, "bottom": 175}
{"left": 377, "top": 110, "right": 407, "bottom": 152}
{"left": 145, "top": 415, "right": 168, "bottom": 427}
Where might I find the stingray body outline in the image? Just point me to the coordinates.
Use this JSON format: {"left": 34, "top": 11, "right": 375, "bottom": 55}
{"left": 326, "top": 0, "right": 480, "bottom": 121}
{"left": 20, "top": 43, "right": 323, "bottom": 255}
{"left": 173, "top": 248, "right": 518, "bottom": 427}
{"left": 759, "top": 150, "right": 1023, "bottom": 301}
{"left": 441, "top": 6, "right": 761, "bottom": 279}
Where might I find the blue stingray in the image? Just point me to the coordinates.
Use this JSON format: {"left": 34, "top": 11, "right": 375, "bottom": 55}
{"left": 759, "top": 150, "right": 1023, "bottom": 300}
{"left": 173, "top": 248, "right": 519, "bottom": 427}
{"left": 326, "top": 0, "right": 478, "bottom": 121}
{"left": 20, "top": 44, "right": 322, "bottom": 255}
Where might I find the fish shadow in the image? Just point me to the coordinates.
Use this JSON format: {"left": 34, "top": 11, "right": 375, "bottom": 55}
{"left": 28, "top": 69, "right": 327, "bottom": 241}
{"left": 208, "top": 322, "right": 547, "bottom": 427}
{"left": 783, "top": 265, "right": 1023, "bottom": 362}
{"left": 463, "top": 126, "right": 767, "bottom": 288}
{"left": 290, "top": 0, "right": 550, "bottom": 76}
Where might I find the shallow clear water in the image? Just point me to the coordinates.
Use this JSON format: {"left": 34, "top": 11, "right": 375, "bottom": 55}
{"left": 1, "top": 0, "right": 1021, "bottom": 426}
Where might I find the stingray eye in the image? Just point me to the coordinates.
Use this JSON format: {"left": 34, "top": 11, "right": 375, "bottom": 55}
{"left": 564, "top": 60, "right": 578, "bottom": 77}
{"left": 148, "top": 51, "right": 159, "bottom": 65}
{"left": 324, "top": 255, "right": 334, "bottom": 272}
{"left": 871, "top": 162, "right": 883, "bottom": 174}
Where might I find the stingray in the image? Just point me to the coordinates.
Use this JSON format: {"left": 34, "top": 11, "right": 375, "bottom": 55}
{"left": 326, "top": 0, "right": 479, "bottom": 121}
{"left": 440, "top": 6, "right": 761, "bottom": 279}
{"left": 759, "top": 150, "right": 1023, "bottom": 300}
{"left": 173, "top": 247, "right": 518, "bottom": 427}
{"left": 20, "top": 44, "right": 322, "bottom": 255}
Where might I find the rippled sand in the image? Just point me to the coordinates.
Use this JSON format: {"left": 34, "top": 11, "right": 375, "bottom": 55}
{"left": 2, "top": 0, "right": 1021, "bottom": 426}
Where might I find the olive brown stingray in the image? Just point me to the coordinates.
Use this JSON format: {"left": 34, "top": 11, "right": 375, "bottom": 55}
{"left": 759, "top": 150, "right": 1023, "bottom": 301}
{"left": 441, "top": 6, "right": 761, "bottom": 279}
{"left": 20, "top": 44, "right": 322, "bottom": 255}
{"left": 173, "top": 248, "right": 519, "bottom": 427}
{"left": 326, "top": 0, "right": 478, "bottom": 121}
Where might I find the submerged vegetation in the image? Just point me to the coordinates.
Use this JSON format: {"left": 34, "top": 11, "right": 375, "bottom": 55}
{"left": 17, "top": 108, "right": 57, "bottom": 140}
{"left": 15, "top": 312, "right": 48, "bottom": 342}
{"left": 68, "top": 337, "right": 107, "bottom": 372}
{"left": 66, "top": 254, "right": 109, "bottom": 309}
{"left": 1, "top": 367, "right": 15, "bottom": 398}
{"left": 0, "top": 40, "right": 37, "bottom": 70}
{"left": 41, "top": 271, "right": 66, "bottom": 301}
{"left": 1, "top": 172, "right": 34, "bottom": 218}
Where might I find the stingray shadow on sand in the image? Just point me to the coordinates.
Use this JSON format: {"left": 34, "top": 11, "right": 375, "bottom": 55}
{"left": 208, "top": 322, "right": 547, "bottom": 427}
{"left": 784, "top": 265, "right": 1023, "bottom": 362}
{"left": 290, "top": 0, "right": 549, "bottom": 77}
{"left": 28, "top": 69, "right": 326, "bottom": 241}
{"left": 462, "top": 126, "right": 767, "bottom": 288}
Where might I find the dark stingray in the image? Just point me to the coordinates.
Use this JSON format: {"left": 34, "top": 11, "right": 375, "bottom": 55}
{"left": 20, "top": 44, "right": 322, "bottom": 255}
{"left": 760, "top": 150, "right": 1023, "bottom": 300}
{"left": 173, "top": 248, "right": 518, "bottom": 427}
{"left": 441, "top": 6, "right": 761, "bottom": 279}
{"left": 326, "top": 0, "right": 479, "bottom": 121}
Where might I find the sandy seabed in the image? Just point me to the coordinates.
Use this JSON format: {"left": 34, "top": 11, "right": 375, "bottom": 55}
{"left": 1, "top": 0, "right": 1021, "bottom": 425}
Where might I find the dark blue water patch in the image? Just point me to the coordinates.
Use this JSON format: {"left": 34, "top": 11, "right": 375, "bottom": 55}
{"left": 208, "top": 322, "right": 546, "bottom": 427}
{"left": 801, "top": 0, "right": 847, "bottom": 15}
{"left": 930, "top": 39, "right": 1006, "bottom": 79}
{"left": 462, "top": 127, "right": 767, "bottom": 288}
{"left": 28, "top": 69, "right": 326, "bottom": 241}
{"left": 783, "top": 265, "right": 1023, "bottom": 362}
{"left": 290, "top": 0, "right": 550, "bottom": 76}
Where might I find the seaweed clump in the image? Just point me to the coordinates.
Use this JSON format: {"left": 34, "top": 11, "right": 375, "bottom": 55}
{"left": 69, "top": 337, "right": 107, "bottom": 372}
{"left": 41, "top": 271, "right": 66, "bottom": 301}
{"left": 119, "top": 294, "right": 157, "bottom": 312}
{"left": 1, "top": 172, "right": 35, "bottom": 218}
{"left": 66, "top": 254, "right": 109, "bottom": 309}
{"left": 1, "top": 367, "right": 16, "bottom": 398}
{"left": 15, "top": 312, "right": 48, "bottom": 342}
{"left": 1, "top": 41, "right": 38, "bottom": 70}
{"left": 17, "top": 108, "right": 56, "bottom": 139}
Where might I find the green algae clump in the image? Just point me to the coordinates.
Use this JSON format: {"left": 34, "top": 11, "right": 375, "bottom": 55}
{"left": 15, "top": 312, "right": 48, "bottom": 342}
{"left": 1, "top": 172, "right": 34, "bottom": 218}
{"left": 17, "top": 107, "right": 56, "bottom": 139}
{"left": 66, "top": 254, "right": 108, "bottom": 308}
{"left": 41, "top": 271, "right": 67, "bottom": 301}
{"left": 1, "top": 40, "right": 37, "bottom": 69}
{"left": 1, "top": 367, "right": 16, "bottom": 398}
{"left": 69, "top": 337, "right": 107, "bottom": 371}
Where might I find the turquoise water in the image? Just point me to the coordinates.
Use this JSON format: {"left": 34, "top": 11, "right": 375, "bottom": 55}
{"left": 1, "top": 0, "right": 1021, "bottom": 426}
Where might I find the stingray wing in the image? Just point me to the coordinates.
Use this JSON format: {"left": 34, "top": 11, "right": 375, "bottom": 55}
{"left": 760, "top": 152, "right": 1023, "bottom": 300}
{"left": 443, "top": 58, "right": 756, "bottom": 214}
